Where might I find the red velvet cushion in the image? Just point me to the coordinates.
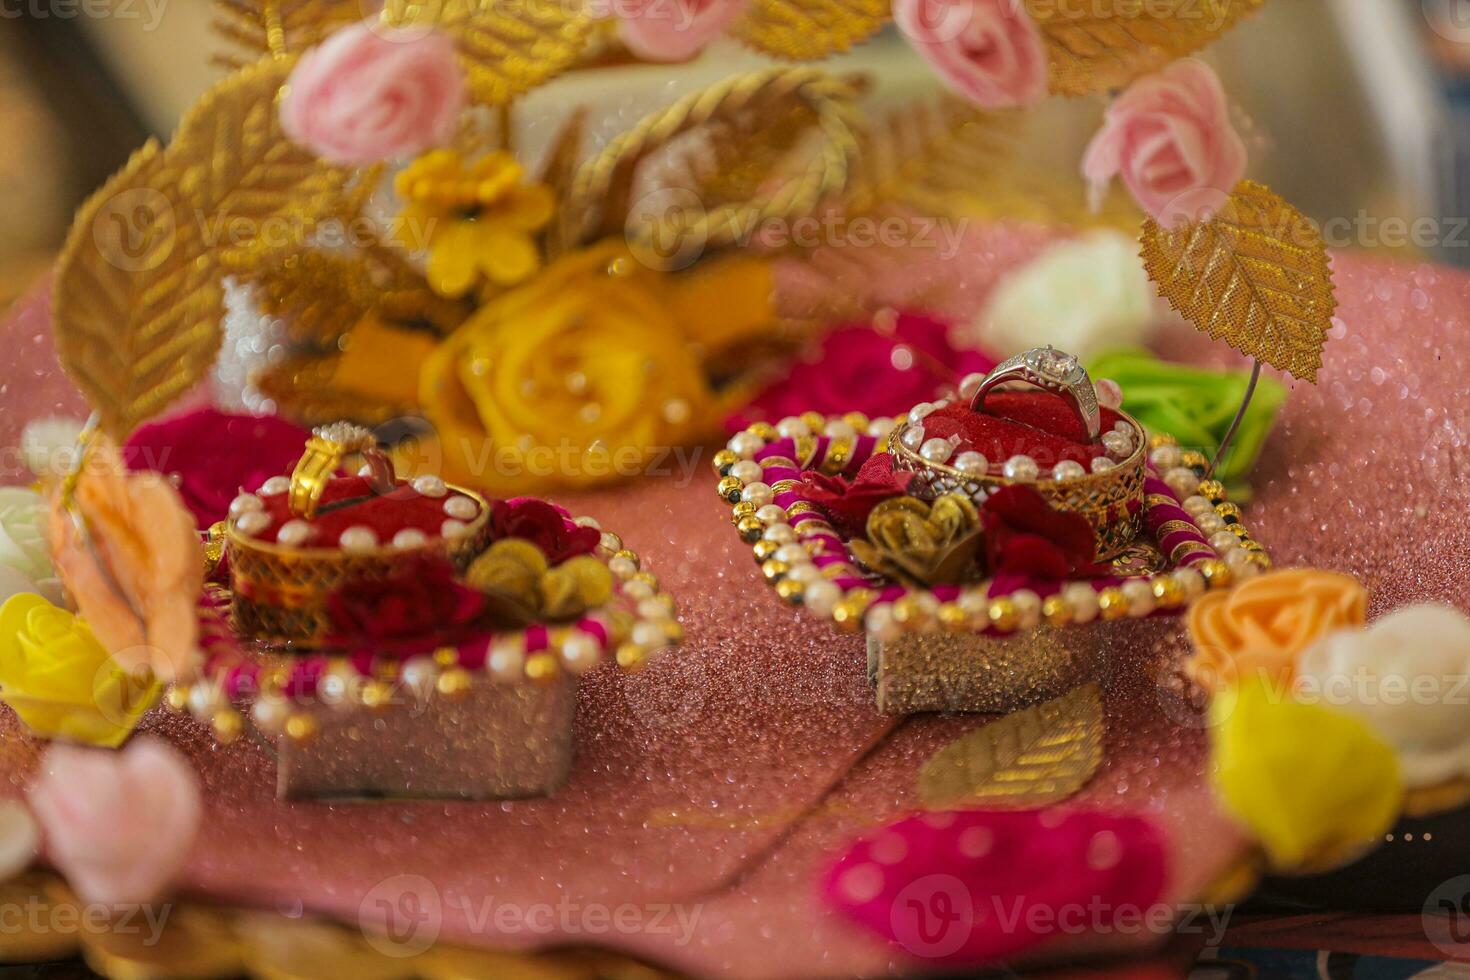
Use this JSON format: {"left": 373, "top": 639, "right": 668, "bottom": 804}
{"left": 255, "top": 476, "right": 482, "bottom": 545}
{"left": 921, "top": 392, "right": 1122, "bottom": 470}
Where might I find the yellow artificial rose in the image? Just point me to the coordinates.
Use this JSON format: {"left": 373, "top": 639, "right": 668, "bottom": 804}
{"left": 0, "top": 594, "right": 161, "bottom": 748}
{"left": 420, "top": 239, "right": 774, "bottom": 493}
{"left": 1210, "top": 677, "right": 1403, "bottom": 873}
{"left": 1187, "top": 568, "right": 1367, "bottom": 694}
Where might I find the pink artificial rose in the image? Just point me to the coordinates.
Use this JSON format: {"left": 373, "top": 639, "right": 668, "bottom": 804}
{"left": 614, "top": 0, "right": 748, "bottom": 62}
{"left": 280, "top": 21, "right": 466, "bottom": 165}
{"left": 894, "top": 0, "right": 1047, "bottom": 109}
{"left": 28, "top": 738, "right": 202, "bottom": 906}
{"left": 1081, "top": 59, "right": 1248, "bottom": 230}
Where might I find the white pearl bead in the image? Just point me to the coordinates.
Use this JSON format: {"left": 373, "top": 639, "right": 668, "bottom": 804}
{"left": 444, "top": 495, "right": 479, "bottom": 520}
{"left": 805, "top": 580, "right": 841, "bottom": 617}
{"left": 339, "top": 526, "right": 379, "bottom": 553}
{"left": 441, "top": 519, "right": 468, "bottom": 539}
{"left": 1182, "top": 495, "right": 1214, "bottom": 515}
{"left": 776, "top": 417, "right": 810, "bottom": 438}
{"left": 958, "top": 373, "right": 986, "bottom": 401}
{"left": 756, "top": 504, "right": 786, "bottom": 524}
{"left": 1224, "top": 547, "right": 1254, "bottom": 569}
{"left": 488, "top": 639, "right": 525, "bottom": 682}
{"left": 235, "top": 510, "right": 271, "bottom": 537}
{"left": 632, "top": 621, "right": 670, "bottom": 649}
{"left": 560, "top": 633, "right": 601, "bottom": 675}
{"left": 1166, "top": 467, "right": 1201, "bottom": 497}
{"left": 865, "top": 604, "right": 900, "bottom": 642}
{"left": 1002, "top": 455, "right": 1039, "bottom": 481}
{"left": 1095, "top": 379, "right": 1123, "bottom": 410}
{"left": 866, "top": 418, "right": 895, "bottom": 438}
{"left": 824, "top": 420, "right": 857, "bottom": 440}
{"left": 608, "top": 555, "right": 637, "bottom": 578}
{"left": 954, "top": 452, "right": 988, "bottom": 477}
{"left": 276, "top": 519, "right": 312, "bottom": 546}
{"left": 773, "top": 543, "right": 807, "bottom": 564}
{"left": 412, "top": 474, "right": 447, "bottom": 498}
{"left": 229, "top": 493, "right": 264, "bottom": 519}
{"left": 1090, "top": 457, "right": 1116, "bottom": 474}
{"left": 1149, "top": 446, "right": 1182, "bottom": 471}
{"left": 1121, "top": 580, "right": 1156, "bottom": 617}
{"left": 1102, "top": 430, "right": 1133, "bottom": 459}
{"left": 188, "top": 683, "right": 223, "bottom": 716}
{"left": 1011, "top": 589, "right": 1042, "bottom": 630}
{"left": 251, "top": 698, "right": 288, "bottom": 734}
{"left": 920, "top": 438, "right": 955, "bottom": 464}
{"left": 1194, "top": 512, "right": 1225, "bottom": 535}
{"left": 899, "top": 425, "right": 927, "bottom": 451}
{"left": 741, "top": 482, "right": 773, "bottom": 506}
{"left": 574, "top": 515, "right": 601, "bottom": 529}
{"left": 786, "top": 563, "right": 820, "bottom": 583}
{"left": 1209, "top": 530, "right": 1241, "bottom": 553}
{"left": 1052, "top": 460, "right": 1086, "bottom": 481}
{"left": 728, "top": 432, "right": 763, "bottom": 459}
{"left": 1174, "top": 567, "right": 1207, "bottom": 599}
{"left": 762, "top": 523, "right": 796, "bottom": 544}
{"left": 1064, "top": 583, "right": 1100, "bottom": 624}
{"left": 393, "top": 529, "right": 429, "bottom": 549}
{"left": 258, "top": 476, "right": 291, "bottom": 496}
{"left": 399, "top": 657, "right": 439, "bottom": 697}
{"left": 730, "top": 460, "right": 764, "bottom": 484}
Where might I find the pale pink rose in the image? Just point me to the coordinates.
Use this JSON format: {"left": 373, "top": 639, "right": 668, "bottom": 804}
{"left": 29, "top": 738, "right": 201, "bottom": 906}
{"left": 281, "top": 21, "right": 465, "bottom": 165}
{"left": 894, "top": 0, "right": 1047, "bottom": 109}
{"left": 614, "top": 0, "right": 748, "bottom": 62}
{"left": 1081, "top": 59, "right": 1248, "bottom": 230}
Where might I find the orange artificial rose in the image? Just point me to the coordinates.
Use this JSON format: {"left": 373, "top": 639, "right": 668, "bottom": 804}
{"left": 47, "top": 438, "right": 203, "bottom": 682}
{"left": 1186, "top": 568, "right": 1367, "bottom": 694}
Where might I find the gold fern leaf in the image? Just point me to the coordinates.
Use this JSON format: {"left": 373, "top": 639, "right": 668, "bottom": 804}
{"left": 1140, "top": 181, "right": 1336, "bottom": 382}
{"left": 381, "top": 0, "right": 598, "bottom": 106}
{"left": 918, "top": 683, "right": 1104, "bottom": 809}
{"left": 1024, "top": 0, "right": 1265, "bottom": 97}
{"left": 211, "top": 0, "right": 364, "bottom": 68}
{"left": 52, "top": 143, "right": 225, "bottom": 437}
{"left": 730, "top": 0, "right": 890, "bottom": 60}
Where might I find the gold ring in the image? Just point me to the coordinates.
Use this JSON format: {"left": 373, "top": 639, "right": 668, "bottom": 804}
{"left": 288, "top": 423, "right": 395, "bottom": 519}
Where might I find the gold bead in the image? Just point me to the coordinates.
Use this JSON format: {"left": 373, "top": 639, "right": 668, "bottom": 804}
{"left": 433, "top": 646, "right": 458, "bottom": 667}
{"left": 1197, "top": 559, "right": 1233, "bottom": 589}
{"left": 1215, "top": 501, "right": 1242, "bottom": 519}
{"left": 1150, "top": 576, "right": 1186, "bottom": 609}
{"left": 616, "top": 642, "right": 648, "bottom": 671}
{"left": 1042, "top": 595, "right": 1074, "bottom": 627}
{"left": 165, "top": 686, "right": 190, "bottom": 712}
{"left": 988, "top": 598, "right": 1019, "bottom": 633}
{"left": 1246, "top": 552, "right": 1272, "bottom": 569}
{"left": 614, "top": 549, "right": 640, "bottom": 568}
{"left": 358, "top": 680, "right": 392, "bottom": 710}
{"left": 524, "top": 654, "right": 559, "bottom": 684}
{"left": 1147, "top": 432, "right": 1179, "bottom": 449}
{"left": 633, "top": 571, "right": 659, "bottom": 590}
{"left": 800, "top": 411, "right": 826, "bottom": 432}
{"left": 1097, "top": 587, "right": 1130, "bottom": 621}
{"left": 1230, "top": 524, "right": 1251, "bottom": 539}
{"left": 1241, "top": 539, "right": 1265, "bottom": 552}
{"left": 284, "top": 713, "right": 318, "bottom": 744}
{"left": 937, "top": 602, "right": 970, "bottom": 632}
{"left": 662, "top": 618, "right": 685, "bottom": 644}
{"left": 212, "top": 709, "right": 243, "bottom": 745}
{"left": 761, "top": 558, "right": 790, "bottom": 581}
{"left": 892, "top": 595, "right": 928, "bottom": 627}
{"left": 776, "top": 579, "right": 805, "bottom": 603}
{"left": 717, "top": 476, "right": 743, "bottom": 502}
{"left": 1180, "top": 450, "right": 1209, "bottom": 469}
{"left": 753, "top": 539, "right": 780, "bottom": 562}
{"left": 831, "top": 592, "right": 873, "bottom": 633}
{"left": 731, "top": 501, "right": 759, "bottom": 522}
{"left": 436, "top": 668, "right": 474, "bottom": 698}
{"left": 712, "top": 449, "right": 739, "bottom": 474}
{"left": 750, "top": 422, "right": 778, "bottom": 441}
{"left": 843, "top": 412, "right": 870, "bottom": 430}
{"left": 1196, "top": 479, "right": 1226, "bottom": 501}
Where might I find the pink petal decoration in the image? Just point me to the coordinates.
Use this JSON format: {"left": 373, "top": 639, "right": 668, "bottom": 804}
{"left": 822, "top": 808, "right": 1169, "bottom": 967}
{"left": 616, "top": 0, "right": 749, "bottom": 62}
{"left": 28, "top": 738, "right": 202, "bottom": 906}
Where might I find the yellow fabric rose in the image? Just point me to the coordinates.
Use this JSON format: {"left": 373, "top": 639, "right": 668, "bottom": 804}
{"left": 0, "top": 594, "right": 161, "bottom": 748}
{"left": 465, "top": 539, "right": 614, "bottom": 622}
{"left": 420, "top": 239, "right": 774, "bottom": 493}
{"left": 1210, "top": 677, "right": 1403, "bottom": 873}
{"left": 1187, "top": 568, "right": 1367, "bottom": 694}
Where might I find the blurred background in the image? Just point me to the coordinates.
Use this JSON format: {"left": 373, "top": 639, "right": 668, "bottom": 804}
{"left": 0, "top": 0, "right": 1463, "bottom": 309}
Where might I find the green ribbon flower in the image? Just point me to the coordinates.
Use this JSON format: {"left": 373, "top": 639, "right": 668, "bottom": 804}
{"left": 1087, "top": 348, "right": 1286, "bottom": 495}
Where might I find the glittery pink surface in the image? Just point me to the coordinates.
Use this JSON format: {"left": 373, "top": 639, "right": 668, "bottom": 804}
{"left": 4, "top": 235, "right": 1468, "bottom": 977}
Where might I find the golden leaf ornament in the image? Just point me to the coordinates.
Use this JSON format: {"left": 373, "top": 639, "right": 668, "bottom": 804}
{"left": 918, "top": 683, "right": 1105, "bottom": 809}
{"left": 730, "top": 0, "right": 890, "bottom": 61}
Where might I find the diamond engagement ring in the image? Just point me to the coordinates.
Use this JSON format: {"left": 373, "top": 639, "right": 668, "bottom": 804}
{"left": 970, "top": 346, "right": 1102, "bottom": 442}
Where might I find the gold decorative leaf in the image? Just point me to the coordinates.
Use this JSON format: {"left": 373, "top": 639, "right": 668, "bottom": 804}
{"left": 731, "top": 0, "right": 890, "bottom": 60}
{"left": 918, "top": 683, "right": 1104, "bottom": 809}
{"left": 381, "top": 0, "right": 599, "bottom": 106}
{"left": 52, "top": 142, "right": 224, "bottom": 438}
{"left": 51, "top": 56, "right": 364, "bottom": 438}
{"left": 1023, "top": 0, "right": 1265, "bottom": 97}
{"left": 211, "top": 0, "right": 365, "bottom": 68}
{"left": 1140, "top": 180, "right": 1337, "bottom": 382}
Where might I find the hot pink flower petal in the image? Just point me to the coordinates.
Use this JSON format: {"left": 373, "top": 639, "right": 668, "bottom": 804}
{"left": 1081, "top": 59, "right": 1247, "bottom": 229}
{"left": 894, "top": 0, "right": 1048, "bottom": 109}
{"left": 822, "top": 808, "right": 1169, "bottom": 967}
{"left": 616, "top": 0, "right": 748, "bottom": 62}
{"left": 28, "top": 738, "right": 202, "bottom": 907}
{"left": 281, "top": 21, "right": 466, "bottom": 165}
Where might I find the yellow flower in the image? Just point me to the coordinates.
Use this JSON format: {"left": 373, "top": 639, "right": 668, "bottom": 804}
{"left": 466, "top": 539, "right": 614, "bottom": 622}
{"left": 848, "top": 495, "right": 984, "bottom": 587}
{"left": 0, "top": 594, "right": 161, "bottom": 748}
{"left": 420, "top": 239, "right": 772, "bottom": 493}
{"left": 394, "top": 150, "right": 555, "bottom": 298}
{"left": 1210, "top": 677, "right": 1403, "bottom": 874}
